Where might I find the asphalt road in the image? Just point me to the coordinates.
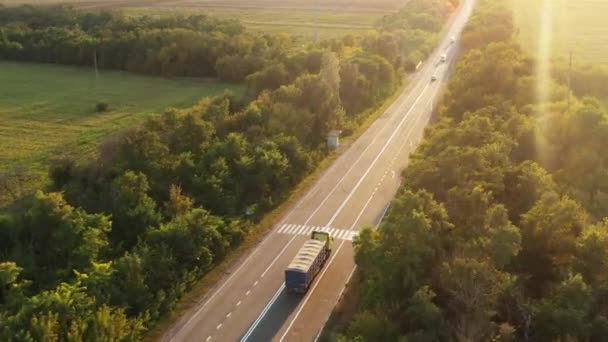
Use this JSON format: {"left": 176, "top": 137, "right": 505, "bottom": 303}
{"left": 163, "top": 1, "right": 475, "bottom": 341}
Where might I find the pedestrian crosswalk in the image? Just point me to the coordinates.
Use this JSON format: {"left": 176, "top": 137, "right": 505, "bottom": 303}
{"left": 276, "top": 223, "right": 359, "bottom": 241}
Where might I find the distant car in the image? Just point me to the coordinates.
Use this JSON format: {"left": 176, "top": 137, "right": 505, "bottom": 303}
{"left": 431, "top": 75, "right": 437, "bottom": 82}
{"left": 450, "top": 36, "right": 456, "bottom": 43}
{"left": 440, "top": 54, "right": 447, "bottom": 63}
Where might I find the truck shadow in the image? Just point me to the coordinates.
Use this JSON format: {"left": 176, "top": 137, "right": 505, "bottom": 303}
{"left": 239, "top": 287, "right": 302, "bottom": 341}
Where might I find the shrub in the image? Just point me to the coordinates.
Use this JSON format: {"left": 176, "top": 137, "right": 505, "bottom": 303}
{"left": 96, "top": 101, "right": 109, "bottom": 112}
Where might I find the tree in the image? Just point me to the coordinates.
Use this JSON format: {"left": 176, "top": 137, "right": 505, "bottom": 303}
{"left": 355, "top": 189, "right": 453, "bottom": 312}
{"left": 347, "top": 311, "right": 397, "bottom": 342}
{"left": 479, "top": 205, "right": 521, "bottom": 268}
{"left": 575, "top": 220, "right": 608, "bottom": 287}
{"left": 518, "top": 193, "right": 588, "bottom": 296}
{"left": 340, "top": 61, "right": 371, "bottom": 116}
{"left": 164, "top": 184, "right": 193, "bottom": 217}
{"left": 0, "top": 261, "right": 25, "bottom": 305}
{"left": 402, "top": 286, "right": 447, "bottom": 341}
{"left": 320, "top": 52, "right": 341, "bottom": 92}
{"left": 502, "top": 161, "right": 557, "bottom": 224}
{"left": 19, "top": 191, "right": 111, "bottom": 288}
{"left": 534, "top": 274, "right": 592, "bottom": 340}
{"left": 439, "top": 257, "right": 514, "bottom": 341}
{"left": 146, "top": 208, "right": 226, "bottom": 270}
{"left": 109, "top": 171, "right": 161, "bottom": 252}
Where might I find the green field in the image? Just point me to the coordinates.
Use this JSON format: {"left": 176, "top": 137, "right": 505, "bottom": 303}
{"left": 0, "top": 61, "right": 240, "bottom": 201}
{"left": 513, "top": 0, "right": 608, "bottom": 65}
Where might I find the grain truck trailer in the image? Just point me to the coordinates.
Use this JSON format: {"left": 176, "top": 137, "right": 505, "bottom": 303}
{"left": 285, "top": 231, "right": 331, "bottom": 294}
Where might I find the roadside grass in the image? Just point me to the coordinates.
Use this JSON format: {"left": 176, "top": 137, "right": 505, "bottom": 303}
{"left": 0, "top": 61, "right": 241, "bottom": 204}
{"left": 145, "top": 77, "right": 409, "bottom": 341}
{"left": 512, "top": 0, "right": 608, "bottom": 65}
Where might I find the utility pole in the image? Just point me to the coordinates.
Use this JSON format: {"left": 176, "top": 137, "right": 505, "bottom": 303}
{"left": 313, "top": 0, "right": 319, "bottom": 43}
{"left": 567, "top": 50, "right": 572, "bottom": 113}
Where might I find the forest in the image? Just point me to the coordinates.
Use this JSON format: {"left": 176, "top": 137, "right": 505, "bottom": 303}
{"left": 0, "top": 0, "right": 455, "bottom": 340}
{"left": 330, "top": 0, "right": 608, "bottom": 341}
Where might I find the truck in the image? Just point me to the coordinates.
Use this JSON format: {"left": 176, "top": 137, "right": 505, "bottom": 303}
{"left": 285, "top": 231, "right": 332, "bottom": 294}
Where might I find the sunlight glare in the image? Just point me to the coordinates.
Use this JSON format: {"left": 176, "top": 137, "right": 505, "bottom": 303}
{"left": 535, "top": 0, "right": 553, "bottom": 165}
{"left": 536, "top": 0, "right": 553, "bottom": 106}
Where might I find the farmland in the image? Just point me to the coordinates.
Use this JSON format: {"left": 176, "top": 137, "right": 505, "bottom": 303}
{"left": 0, "top": 0, "right": 408, "bottom": 37}
{"left": 512, "top": 0, "right": 608, "bottom": 65}
{"left": 0, "top": 61, "right": 240, "bottom": 203}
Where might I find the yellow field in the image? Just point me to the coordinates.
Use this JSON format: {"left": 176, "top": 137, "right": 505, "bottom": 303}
{"left": 513, "top": 0, "right": 608, "bottom": 65}
{"left": 1, "top": 0, "right": 408, "bottom": 37}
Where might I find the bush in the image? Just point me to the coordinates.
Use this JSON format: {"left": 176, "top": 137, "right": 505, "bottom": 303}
{"left": 96, "top": 101, "right": 109, "bottom": 112}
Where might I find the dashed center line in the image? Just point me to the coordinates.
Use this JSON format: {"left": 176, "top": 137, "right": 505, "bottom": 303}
{"left": 216, "top": 323, "right": 222, "bottom": 330}
{"left": 253, "top": 281, "right": 258, "bottom": 287}
{"left": 236, "top": 301, "right": 242, "bottom": 307}
{"left": 245, "top": 290, "right": 251, "bottom": 296}
{"left": 226, "top": 312, "right": 232, "bottom": 318}
{"left": 206, "top": 336, "right": 211, "bottom": 342}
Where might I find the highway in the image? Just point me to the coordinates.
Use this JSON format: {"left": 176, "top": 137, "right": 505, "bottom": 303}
{"left": 163, "top": 1, "right": 475, "bottom": 341}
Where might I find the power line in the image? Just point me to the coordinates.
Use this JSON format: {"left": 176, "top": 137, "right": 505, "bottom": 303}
{"left": 567, "top": 49, "right": 572, "bottom": 113}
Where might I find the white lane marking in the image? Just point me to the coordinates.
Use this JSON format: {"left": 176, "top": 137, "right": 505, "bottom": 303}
{"left": 206, "top": 336, "right": 211, "bottom": 342}
{"left": 323, "top": 83, "right": 430, "bottom": 230}
{"left": 253, "top": 281, "right": 258, "bottom": 287}
{"left": 296, "top": 225, "right": 307, "bottom": 235}
{"left": 236, "top": 301, "right": 241, "bottom": 307}
{"left": 336, "top": 230, "right": 346, "bottom": 240}
{"left": 302, "top": 225, "right": 313, "bottom": 235}
{"left": 315, "top": 205, "right": 395, "bottom": 342}
{"left": 242, "top": 106, "right": 431, "bottom": 338}
{"left": 283, "top": 224, "right": 295, "bottom": 233}
{"left": 328, "top": 228, "right": 336, "bottom": 236}
{"left": 240, "top": 284, "right": 285, "bottom": 342}
{"left": 313, "top": 265, "right": 359, "bottom": 342}
{"left": 245, "top": 81, "right": 434, "bottom": 342}
{"left": 171, "top": 104, "right": 398, "bottom": 339}
{"left": 260, "top": 234, "right": 299, "bottom": 278}
{"left": 285, "top": 224, "right": 298, "bottom": 234}
{"left": 245, "top": 290, "right": 251, "bottom": 296}
{"left": 172, "top": 63, "right": 430, "bottom": 342}
{"left": 216, "top": 324, "right": 222, "bottom": 330}
{"left": 226, "top": 312, "right": 232, "bottom": 318}
{"left": 278, "top": 224, "right": 290, "bottom": 233}
{"left": 346, "top": 231, "right": 354, "bottom": 241}
{"left": 172, "top": 20, "right": 439, "bottom": 339}
{"left": 281, "top": 152, "right": 396, "bottom": 342}
{"left": 279, "top": 240, "right": 346, "bottom": 342}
